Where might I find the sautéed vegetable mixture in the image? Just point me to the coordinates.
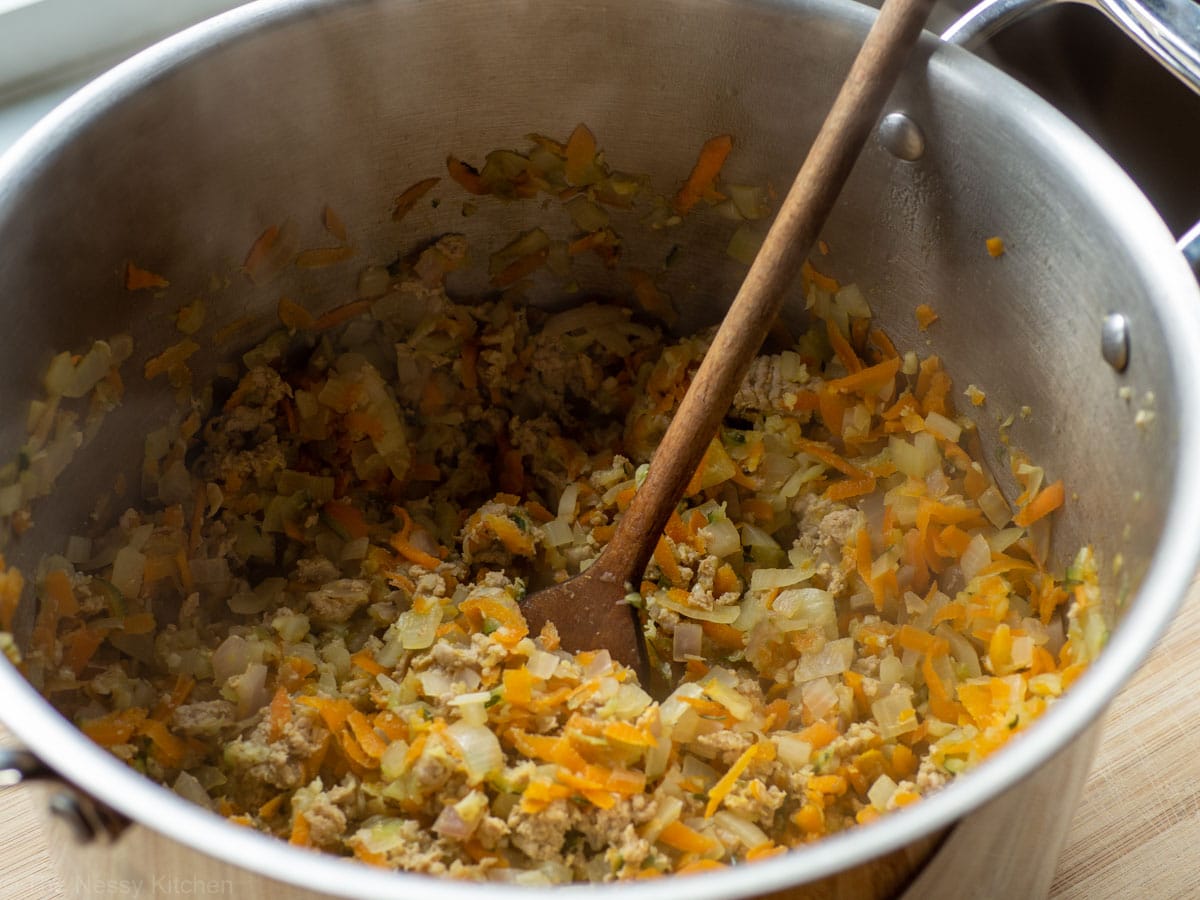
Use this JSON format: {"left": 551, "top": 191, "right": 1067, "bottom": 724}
{"left": 0, "top": 131, "right": 1106, "bottom": 885}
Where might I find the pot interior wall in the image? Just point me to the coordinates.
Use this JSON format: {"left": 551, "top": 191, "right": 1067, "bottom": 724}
{"left": 0, "top": 0, "right": 1176, "bottom": 677}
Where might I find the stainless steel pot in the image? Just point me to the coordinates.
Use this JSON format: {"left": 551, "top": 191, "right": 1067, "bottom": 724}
{"left": 2, "top": 0, "right": 1200, "bottom": 897}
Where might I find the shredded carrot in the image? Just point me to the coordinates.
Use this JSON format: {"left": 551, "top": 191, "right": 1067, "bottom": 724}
{"left": 125, "top": 262, "right": 169, "bottom": 291}
{"left": 603, "top": 721, "right": 656, "bottom": 748}
{"left": 389, "top": 525, "right": 442, "bottom": 571}
{"left": 313, "top": 299, "right": 372, "bottom": 331}
{"left": 1014, "top": 479, "right": 1065, "bottom": 528}
{"left": 393, "top": 177, "right": 441, "bottom": 221}
{"left": 296, "top": 246, "right": 355, "bottom": 269}
{"left": 706, "top": 742, "right": 761, "bottom": 816}
{"left": 986, "top": 236, "right": 1006, "bottom": 258}
{"left": 564, "top": 123, "right": 598, "bottom": 186}
{"left": 826, "top": 318, "right": 863, "bottom": 374}
{"left": 243, "top": 226, "right": 280, "bottom": 279}
{"left": 677, "top": 859, "right": 726, "bottom": 875}
{"left": 915, "top": 304, "right": 939, "bottom": 331}
{"left": 268, "top": 685, "right": 292, "bottom": 742}
{"left": 674, "top": 134, "right": 733, "bottom": 215}
{"left": 323, "top": 501, "right": 370, "bottom": 539}
{"left": 459, "top": 596, "right": 529, "bottom": 647}
{"left": 492, "top": 248, "right": 549, "bottom": 288}
{"left": 289, "top": 812, "right": 311, "bottom": 847}
{"left": 802, "top": 260, "right": 841, "bottom": 294}
{"left": 258, "top": 794, "right": 286, "bottom": 819}
{"left": 653, "top": 537, "right": 683, "bottom": 586}
{"left": 658, "top": 821, "right": 720, "bottom": 855}
{"left": 346, "top": 710, "right": 388, "bottom": 759}
{"left": 350, "top": 649, "right": 387, "bottom": 676}
{"left": 825, "top": 356, "right": 901, "bottom": 395}
{"left": 144, "top": 340, "right": 199, "bottom": 381}
{"left": 446, "top": 157, "right": 488, "bottom": 195}
{"left": 322, "top": 204, "right": 348, "bottom": 243}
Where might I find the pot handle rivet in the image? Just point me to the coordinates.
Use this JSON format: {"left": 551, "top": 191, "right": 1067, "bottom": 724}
{"left": 49, "top": 790, "right": 102, "bottom": 843}
{"left": 878, "top": 112, "right": 925, "bottom": 161}
{"left": 0, "top": 748, "right": 49, "bottom": 786}
{"left": 1101, "top": 313, "right": 1130, "bottom": 372}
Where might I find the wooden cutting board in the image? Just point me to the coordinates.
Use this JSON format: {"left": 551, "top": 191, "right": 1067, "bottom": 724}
{"left": 4, "top": 577, "right": 1199, "bottom": 899}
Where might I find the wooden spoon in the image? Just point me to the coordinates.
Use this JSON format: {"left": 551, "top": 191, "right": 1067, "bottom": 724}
{"left": 520, "top": 0, "right": 935, "bottom": 678}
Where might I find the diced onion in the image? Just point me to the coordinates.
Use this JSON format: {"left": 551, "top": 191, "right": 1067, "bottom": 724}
{"left": 924, "top": 411, "right": 962, "bottom": 442}
{"left": 890, "top": 433, "right": 939, "bottom": 479}
{"left": 0, "top": 483, "right": 22, "bottom": 517}
{"left": 556, "top": 483, "right": 580, "bottom": 521}
{"left": 776, "top": 735, "right": 812, "bottom": 769}
{"left": 432, "top": 805, "right": 475, "bottom": 840}
{"left": 937, "top": 623, "right": 982, "bottom": 678}
{"left": 603, "top": 683, "right": 653, "bottom": 720}
{"left": 228, "top": 591, "right": 271, "bottom": 616}
{"left": 713, "top": 810, "right": 770, "bottom": 849}
{"left": 1011, "top": 635, "right": 1034, "bottom": 670}
{"left": 357, "top": 265, "right": 391, "bottom": 299}
{"left": 726, "top": 225, "right": 764, "bottom": 265}
{"left": 526, "top": 650, "right": 560, "bottom": 679}
{"left": 449, "top": 690, "right": 493, "bottom": 707}
{"left": 699, "top": 518, "right": 741, "bottom": 558}
{"left": 418, "top": 669, "right": 453, "bottom": 697}
{"left": 978, "top": 486, "right": 1011, "bottom": 528}
{"left": 959, "top": 534, "right": 992, "bottom": 584}
{"left": 542, "top": 518, "right": 573, "bottom": 547}
{"left": 380, "top": 739, "right": 411, "bottom": 780}
{"left": 445, "top": 722, "right": 504, "bottom": 784}
{"left": 64, "top": 535, "right": 92, "bottom": 565}
{"left": 879, "top": 654, "right": 906, "bottom": 687}
{"left": 801, "top": 678, "right": 839, "bottom": 719}
{"left": 655, "top": 593, "right": 741, "bottom": 624}
{"left": 772, "top": 588, "right": 835, "bottom": 630}
{"left": 836, "top": 283, "right": 871, "bottom": 318}
{"left": 986, "top": 527, "right": 1023, "bottom": 554}
{"left": 110, "top": 546, "right": 145, "bottom": 599}
{"left": 234, "top": 663, "right": 270, "bottom": 719}
{"left": 396, "top": 607, "right": 441, "bottom": 650}
{"left": 868, "top": 773, "right": 899, "bottom": 811}
{"left": 703, "top": 677, "right": 753, "bottom": 721}
{"left": 212, "top": 634, "right": 251, "bottom": 683}
{"left": 173, "top": 771, "right": 214, "bottom": 810}
{"left": 341, "top": 536, "right": 370, "bottom": 561}
{"left": 795, "top": 638, "right": 855, "bottom": 682}
{"left": 672, "top": 622, "right": 703, "bottom": 662}
{"left": 872, "top": 691, "right": 918, "bottom": 740}
{"left": 641, "top": 795, "right": 684, "bottom": 842}
{"left": 749, "top": 563, "right": 815, "bottom": 593}
{"left": 449, "top": 691, "right": 491, "bottom": 727}
{"left": 583, "top": 649, "right": 613, "bottom": 679}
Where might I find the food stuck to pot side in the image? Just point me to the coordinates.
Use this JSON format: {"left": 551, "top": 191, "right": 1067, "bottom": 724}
{"left": 0, "top": 127, "right": 1106, "bottom": 885}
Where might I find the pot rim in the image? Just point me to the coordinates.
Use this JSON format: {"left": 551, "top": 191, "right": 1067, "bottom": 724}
{"left": 2, "top": 0, "right": 1199, "bottom": 897}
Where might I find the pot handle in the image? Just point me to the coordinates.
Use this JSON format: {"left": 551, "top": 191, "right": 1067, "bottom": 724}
{"left": 941, "top": 0, "right": 1200, "bottom": 270}
{"left": 0, "top": 745, "right": 129, "bottom": 844}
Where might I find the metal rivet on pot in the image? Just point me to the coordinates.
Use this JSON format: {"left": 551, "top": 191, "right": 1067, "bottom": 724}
{"left": 49, "top": 790, "right": 99, "bottom": 844}
{"left": 878, "top": 112, "right": 925, "bottom": 161}
{"left": 1101, "top": 313, "right": 1130, "bottom": 372}
{"left": 0, "top": 749, "right": 46, "bottom": 786}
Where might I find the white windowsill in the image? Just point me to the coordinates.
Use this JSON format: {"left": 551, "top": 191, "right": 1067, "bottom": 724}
{"left": 0, "top": 0, "right": 249, "bottom": 157}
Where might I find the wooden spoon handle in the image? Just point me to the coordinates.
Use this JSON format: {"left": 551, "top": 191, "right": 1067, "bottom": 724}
{"left": 596, "top": 0, "right": 935, "bottom": 584}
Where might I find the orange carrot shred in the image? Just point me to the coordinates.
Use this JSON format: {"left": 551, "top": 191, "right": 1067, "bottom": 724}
{"left": 125, "top": 262, "right": 169, "bottom": 291}
{"left": 674, "top": 134, "right": 733, "bottom": 215}
{"left": 393, "top": 177, "right": 442, "bottom": 221}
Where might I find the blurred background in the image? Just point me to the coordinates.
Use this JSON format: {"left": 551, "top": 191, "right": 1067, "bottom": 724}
{"left": 2, "top": 0, "right": 1196, "bottom": 235}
